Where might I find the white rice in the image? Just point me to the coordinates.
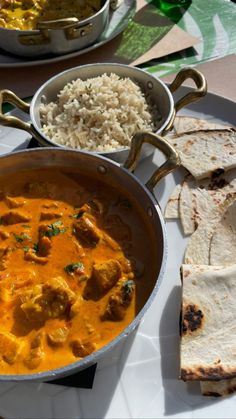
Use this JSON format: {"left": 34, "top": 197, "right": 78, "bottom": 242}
{"left": 39, "top": 73, "right": 158, "bottom": 152}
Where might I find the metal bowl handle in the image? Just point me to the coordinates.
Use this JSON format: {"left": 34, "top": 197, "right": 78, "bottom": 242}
{"left": 162, "top": 67, "right": 207, "bottom": 135}
{"left": 0, "top": 89, "right": 32, "bottom": 132}
{"left": 123, "top": 131, "right": 180, "bottom": 192}
{"left": 0, "top": 90, "right": 50, "bottom": 146}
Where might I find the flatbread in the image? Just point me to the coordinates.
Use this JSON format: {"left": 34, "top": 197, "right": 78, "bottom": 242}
{"left": 164, "top": 174, "right": 193, "bottom": 220}
{"left": 167, "top": 129, "right": 236, "bottom": 180}
{"left": 179, "top": 179, "right": 220, "bottom": 236}
{"left": 167, "top": 119, "right": 236, "bottom": 395}
{"left": 200, "top": 378, "right": 236, "bottom": 397}
{"left": 165, "top": 168, "right": 236, "bottom": 234}
{"left": 210, "top": 199, "right": 236, "bottom": 266}
{"left": 180, "top": 263, "right": 236, "bottom": 381}
{"left": 164, "top": 183, "right": 182, "bottom": 219}
{"left": 173, "top": 116, "right": 230, "bottom": 135}
{"left": 179, "top": 170, "right": 236, "bottom": 236}
{"left": 184, "top": 193, "right": 236, "bottom": 264}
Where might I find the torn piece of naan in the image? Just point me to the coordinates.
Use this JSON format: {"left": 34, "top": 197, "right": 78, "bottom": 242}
{"left": 210, "top": 199, "right": 236, "bottom": 266}
{"left": 179, "top": 178, "right": 215, "bottom": 236}
{"left": 179, "top": 170, "right": 236, "bottom": 236}
{"left": 180, "top": 263, "right": 236, "bottom": 381}
{"left": 184, "top": 193, "right": 236, "bottom": 264}
{"left": 173, "top": 116, "right": 230, "bottom": 136}
{"left": 200, "top": 378, "right": 236, "bottom": 397}
{"left": 164, "top": 183, "right": 182, "bottom": 219}
{"left": 167, "top": 129, "right": 236, "bottom": 180}
{"left": 165, "top": 173, "right": 193, "bottom": 220}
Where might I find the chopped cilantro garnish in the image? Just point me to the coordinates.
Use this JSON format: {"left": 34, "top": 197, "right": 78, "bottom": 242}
{"left": 33, "top": 242, "right": 39, "bottom": 253}
{"left": 22, "top": 225, "right": 30, "bottom": 229}
{"left": 54, "top": 220, "right": 62, "bottom": 225}
{"left": 23, "top": 242, "right": 38, "bottom": 253}
{"left": 64, "top": 262, "right": 84, "bottom": 274}
{"left": 122, "top": 280, "right": 135, "bottom": 298}
{"left": 44, "top": 220, "right": 66, "bottom": 238}
{"left": 13, "top": 233, "right": 31, "bottom": 243}
{"left": 71, "top": 211, "right": 85, "bottom": 219}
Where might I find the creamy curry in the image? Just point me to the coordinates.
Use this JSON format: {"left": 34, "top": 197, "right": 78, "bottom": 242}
{"left": 0, "top": 167, "right": 155, "bottom": 374}
{"left": 0, "top": 0, "right": 101, "bottom": 30}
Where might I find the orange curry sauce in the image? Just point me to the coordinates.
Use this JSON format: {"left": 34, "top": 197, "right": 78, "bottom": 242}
{"left": 0, "top": 167, "right": 155, "bottom": 374}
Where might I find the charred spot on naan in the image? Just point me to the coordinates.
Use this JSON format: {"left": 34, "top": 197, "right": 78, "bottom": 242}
{"left": 211, "top": 168, "right": 225, "bottom": 178}
{"left": 201, "top": 391, "right": 222, "bottom": 397}
{"left": 181, "top": 303, "right": 204, "bottom": 335}
{"left": 181, "top": 365, "right": 236, "bottom": 382}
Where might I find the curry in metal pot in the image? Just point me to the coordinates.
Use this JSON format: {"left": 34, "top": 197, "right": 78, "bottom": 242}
{"left": 0, "top": 0, "right": 101, "bottom": 30}
{"left": 0, "top": 167, "right": 155, "bottom": 374}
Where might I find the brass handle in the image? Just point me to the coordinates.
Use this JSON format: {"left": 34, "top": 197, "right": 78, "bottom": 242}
{"left": 0, "top": 89, "right": 50, "bottom": 147}
{"left": 37, "top": 18, "right": 79, "bottom": 30}
{"left": 19, "top": 19, "right": 79, "bottom": 46}
{"left": 19, "top": 18, "right": 92, "bottom": 45}
{"left": 35, "top": 18, "right": 79, "bottom": 43}
{"left": 0, "top": 89, "right": 31, "bottom": 132}
{"left": 37, "top": 18, "right": 92, "bottom": 41}
{"left": 124, "top": 131, "right": 180, "bottom": 192}
{"left": 162, "top": 67, "right": 207, "bottom": 135}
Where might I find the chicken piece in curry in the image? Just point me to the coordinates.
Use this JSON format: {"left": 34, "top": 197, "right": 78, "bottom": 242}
{"left": 0, "top": 0, "right": 101, "bottom": 31}
{"left": 0, "top": 167, "right": 156, "bottom": 374}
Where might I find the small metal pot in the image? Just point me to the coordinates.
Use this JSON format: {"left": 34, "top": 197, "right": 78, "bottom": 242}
{"left": 0, "top": 131, "right": 180, "bottom": 382}
{"left": 0, "top": 0, "right": 111, "bottom": 57}
{"left": 0, "top": 63, "right": 207, "bottom": 163}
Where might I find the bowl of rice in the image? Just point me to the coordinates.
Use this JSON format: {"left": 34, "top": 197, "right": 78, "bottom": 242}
{"left": 0, "top": 63, "right": 207, "bottom": 163}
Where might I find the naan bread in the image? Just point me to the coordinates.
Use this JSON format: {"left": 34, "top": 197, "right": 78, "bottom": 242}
{"left": 173, "top": 116, "right": 230, "bottom": 135}
{"left": 164, "top": 183, "right": 182, "bottom": 219}
{"left": 210, "top": 200, "right": 236, "bottom": 266}
{"left": 167, "top": 129, "right": 236, "bottom": 180}
{"left": 165, "top": 169, "right": 236, "bottom": 233}
{"left": 184, "top": 194, "right": 236, "bottom": 264}
{"left": 164, "top": 174, "right": 192, "bottom": 220}
{"left": 179, "top": 179, "right": 220, "bottom": 236}
{"left": 179, "top": 170, "right": 236, "bottom": 236}
{"left": 180, "top": 264, "right": 236, "bottom": 381}
{"left": 201, "top": 378, "right": 236, "bottom": 397}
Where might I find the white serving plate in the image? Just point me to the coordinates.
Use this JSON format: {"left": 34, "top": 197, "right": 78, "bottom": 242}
{"left": 0, "top": 86, "right": 235, "bottom": 418}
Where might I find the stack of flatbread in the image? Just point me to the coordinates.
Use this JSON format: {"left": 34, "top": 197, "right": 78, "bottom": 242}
{"left": 164, "top": 116, "right": 236, "bottom": 397}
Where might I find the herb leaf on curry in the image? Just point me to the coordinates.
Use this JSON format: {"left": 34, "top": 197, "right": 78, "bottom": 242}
{"left": 64, "top": 262, "right": 84, "bottom": 274}
{"left": 33, "top": 242, "right": 39, "bottom": 253}
{"left": 44, "top": 220, "right": 67, "bottom": 238}
{"left": 71, "top": 211, "right": 85, "bottom": 219}
{"left": 13, "top": 233, "right": 31, "bottom": 243}
{"left": 122, "top": 280, "right": 135, "bottom": 300}
{"left": 23, "top": 246, "right": 30, "bottom": 252}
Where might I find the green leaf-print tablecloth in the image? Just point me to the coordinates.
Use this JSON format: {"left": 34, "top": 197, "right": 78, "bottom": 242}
{"left": 143, "top": 0, "right": 236, "bottom": 77}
